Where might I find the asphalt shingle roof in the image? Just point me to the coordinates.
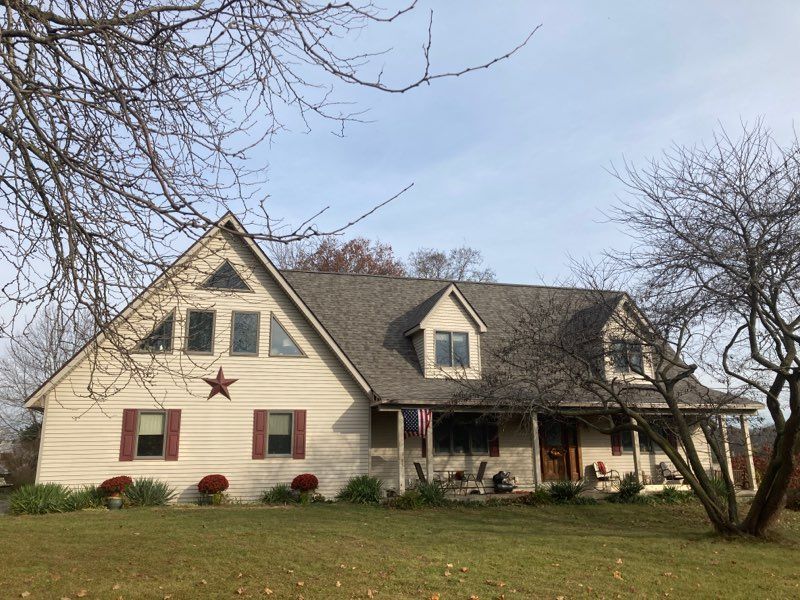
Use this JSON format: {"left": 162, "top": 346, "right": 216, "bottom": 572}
{"left": 281, "top": 270, "right": 621, "bottom": 404}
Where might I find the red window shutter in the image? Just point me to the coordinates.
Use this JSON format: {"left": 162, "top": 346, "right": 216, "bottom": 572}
{"left": 489, "top": 426, "right": 500, "bottom": 457}
{"left": 252, "top": 410, "right": 267, "bottom": 459}
{"left": 611, "top": 432, "right": 622, "bottom": 456}
{"left": 165, "top": 409, "right": 181, "bottom": 461}
{"left": 119, "top": 409, "right": 138, "bottom": 461}
{"left": 293, "top": 410, "right": 307, "bottom": 459}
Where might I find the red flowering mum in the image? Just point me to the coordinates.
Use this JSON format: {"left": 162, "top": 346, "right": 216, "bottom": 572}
{"left": 198, "top": 474, "right": 229, "bottom": 495}
{"left": 99, "top": 475, "right": 133, "bottom": 496}
{"left": 291, "top": 473, "right": 319, "bottom": 492}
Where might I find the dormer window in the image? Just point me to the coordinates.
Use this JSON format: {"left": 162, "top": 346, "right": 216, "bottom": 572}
{"left": 435, "top": 331, "right": 470, "bottom": 368}
{"left": 611, "top": 340, "right": 643, "bottom": 373}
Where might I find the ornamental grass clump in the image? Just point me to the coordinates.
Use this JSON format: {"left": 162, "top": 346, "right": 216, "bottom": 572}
{"left": 261, "top": 483, "right": 294, "bottom": 505}
{"left": 124, "top": 478, "right": 177, "bottom": 507}
{"left": 607, "top": 473, "right": 646, "bottom": 504}
{"left": 8, "top": 483, "right": 73, "bottom": 515}
{"left": 66, "top": 485, "right": 105, "bottom": 511}
{"left": 547, "top": 480, "right": 586, "bottom": 503}
{"left": 337, "top": 475, "right": 383, "bottom": 504}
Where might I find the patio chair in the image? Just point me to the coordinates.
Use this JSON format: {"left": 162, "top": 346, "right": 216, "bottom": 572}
{"left": 413, "top": 461, "right": 427, "bottom": 484}
{"left": 462, "top": 461, "right": 488, "bottom": 494}
{"left": 658, "top": 462, "right": 684, "bottom": 484}
{"left": 592, "top": 461, "right": 621, "bottom": 491}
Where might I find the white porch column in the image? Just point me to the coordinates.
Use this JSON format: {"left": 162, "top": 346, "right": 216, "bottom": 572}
{"left": 631, "top": 418, "right": 642, "bottom": 483}
{"left": 531, "top": 413, "right": 542, "bottom": 488}
{"left": 740, "top": 415, "right": 758, "bottom": 491}
{"left": 397, "top": 410, "right": 406, "bottom": 494}
{"left": 718, "top": 415, "right": 734, "bottom": 484}
{"left": 425, "top": 423, "right": 434, "bottom": 482}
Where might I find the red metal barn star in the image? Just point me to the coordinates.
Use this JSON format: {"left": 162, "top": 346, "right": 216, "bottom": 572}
{"left": 203, "top": 367, "right": 238, "bottom": 400}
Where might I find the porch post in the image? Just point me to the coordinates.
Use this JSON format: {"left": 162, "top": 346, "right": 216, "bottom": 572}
{"left": 739, "top": 415, "right": 758, "bottom": 491}
{"left": 425, "top": 422, "right": 434, "bottom": 483}
{"left": 531, "top": 413, "right": 542, "bottom": 488}
{"left": 397, "top": 410, "right": 406, "bottom": 494}
{"left": 718, "top": 415, "right": 734, "bottom": 484}
{"left": 631, "top": 417, "right": 642, "bottom": 483}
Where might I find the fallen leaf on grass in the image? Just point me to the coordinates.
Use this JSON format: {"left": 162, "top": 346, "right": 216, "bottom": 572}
{"left": 20, "top": 593, "right": 30, "bottom": 598}
{"left": 446, "top": 563, "right": 453, "bottom": 568}
{"left": 263, "top": 588, "right": 273, "bottom": 595}
{"left": 335, "top": 582, "right": 341, "bottom": 588}
{"left": 367, "top": 589, "right": 375, "bottom": 598}
{"left": 201, "top": 580, "right": 208, "bottom": 585}
{"left": 613, "top": 571, "right": 623, "bottom": 580}
{"left": 429, "top": 594, "right": 440, "bottom": 600}
{"left": 112, "top": 584, "right": 121, "bottom": 590}
{"left": 296, "top": 581, "right": 304, "bottom": 587}
{"left": 76, "top": 591, "right": 88, "bottom": 598}
{"left": 236, "top": 588, "right": 245, "bottom": 595}
{"left": 460, "top": 567, "right": 469, "bottom": 573}
{"left": 616, "top": 558, "right": 623, "bottom": 565}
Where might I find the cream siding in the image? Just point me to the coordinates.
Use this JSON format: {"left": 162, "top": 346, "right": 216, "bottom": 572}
{"left": 411, "top": 331, "right": 426, "bottom": 374}
{"left": 421, "top": 292, "right": 482, "bottom": 379}
{"left": 36, "top": 230, "right": 370, "bottom": 501}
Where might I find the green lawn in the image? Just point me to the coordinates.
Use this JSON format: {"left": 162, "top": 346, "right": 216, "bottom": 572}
{"left": 1, "top": 502, "right": 799, "bottom": 599}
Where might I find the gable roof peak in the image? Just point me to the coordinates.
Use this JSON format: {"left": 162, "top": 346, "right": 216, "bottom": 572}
{"left": 403, "top": 282, "right": 487, "bottom": 336}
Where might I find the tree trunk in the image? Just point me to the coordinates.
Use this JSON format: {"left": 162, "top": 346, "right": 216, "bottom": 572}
{"left": 739, "top": 378, "right": 800, "bottom": 536}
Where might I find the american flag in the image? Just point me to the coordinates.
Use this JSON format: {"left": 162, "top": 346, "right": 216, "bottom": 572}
{"left": 402, "top": 408, "right": 432, "bottom": 437}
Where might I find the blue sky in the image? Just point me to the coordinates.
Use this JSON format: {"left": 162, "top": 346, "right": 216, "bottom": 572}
{"left": 255, "top": 1, "right": 800, "bottom": 284}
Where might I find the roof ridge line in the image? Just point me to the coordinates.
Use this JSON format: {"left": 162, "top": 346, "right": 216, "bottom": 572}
{"left": 279, "top": 268, "right": 623, "bottom": 294}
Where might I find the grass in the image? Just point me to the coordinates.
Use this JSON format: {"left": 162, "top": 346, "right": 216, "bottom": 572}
{"left": 1, "top": 502, "right": 799, "bottom": 598}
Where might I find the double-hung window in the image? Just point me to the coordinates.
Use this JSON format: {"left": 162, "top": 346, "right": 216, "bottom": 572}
{"left": 434, "top": 332, "right": 470, "bottom": 367}
{"left": 136, "top": 412, "right": 166, "bottom": 458}
{"left": 267, "top": 412, "right": 293, "bottom": 456}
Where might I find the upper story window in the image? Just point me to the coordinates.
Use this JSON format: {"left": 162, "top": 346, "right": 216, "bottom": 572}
{"left": 136, "top": 312, "right": 174, "bottom": 352}
{"left": 611, "top": 340, "right": 643, "bottom": 374}
{"left": 203, "top": 260, "right": 250, "bottom": 290}
{"left": 186, "top": 310, "right": 215, "bottom": 353}
{"left": 269, "top": 315, "right": 304, "bottom": 357}
{"left": 136, "top": 411, "right": 166, "bottom": 457}
{"left": 231, "top": 311, "right": 259, "bottom": 355}
{"left": 435, "top": 331, "right": 470, "bottom": 367}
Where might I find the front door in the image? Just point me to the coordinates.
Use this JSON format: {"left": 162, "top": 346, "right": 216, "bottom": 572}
{"left": 539, "top": 418, "right": 581, "bottom": 481}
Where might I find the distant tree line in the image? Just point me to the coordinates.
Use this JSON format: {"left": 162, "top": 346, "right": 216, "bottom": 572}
{"left": 268, "top": 236, "right": 496, "bottom": 282}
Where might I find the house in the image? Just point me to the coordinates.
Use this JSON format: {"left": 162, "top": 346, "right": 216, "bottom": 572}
{"left": 25, "top": 214, "right": 761, "bottom": 501}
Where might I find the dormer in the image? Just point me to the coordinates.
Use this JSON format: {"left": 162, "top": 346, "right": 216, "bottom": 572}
{"left": 600, "top": 296, "right": 654, "bottom": 382}
{"left": 404, "top": 284, "right": 487, "bottom": 379}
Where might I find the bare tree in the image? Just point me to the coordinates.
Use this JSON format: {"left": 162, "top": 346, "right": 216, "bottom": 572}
{"left": 0, "top": 307, "right": 93, "bottom": 432}
{"left": 407, "top": 246, "right": 496, "bottom": 281}
{"left": 467, "top": 122, "right": 800, "bottom": 536}
{"left": 0, "top": 0, "right": 535, "bottom": 337}
{"left": 0, "top": 2, "right": 536, "bottom": 410}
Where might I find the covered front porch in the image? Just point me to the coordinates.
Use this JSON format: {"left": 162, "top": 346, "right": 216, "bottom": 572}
{"left": 368, "top": 407, "right": 760, "bottom": 496}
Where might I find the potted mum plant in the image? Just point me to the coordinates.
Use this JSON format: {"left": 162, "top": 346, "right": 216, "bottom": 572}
{"left": 197, "top": 474, "right": 229, "bottom": 505}
{"left": 100, "top": 475, "right": 133, "bottom": 509}
{"left": 291, "top": 473, "right": 319, "bottom": 504}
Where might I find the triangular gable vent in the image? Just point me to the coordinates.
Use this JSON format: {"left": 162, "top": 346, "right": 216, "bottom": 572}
{"left": 203, "top": 260, "right": 250, "bottom": 290}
